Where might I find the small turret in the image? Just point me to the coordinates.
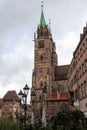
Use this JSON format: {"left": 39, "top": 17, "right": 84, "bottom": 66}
{"left": 48, "top": 19, "right": 53, "bottom": 41}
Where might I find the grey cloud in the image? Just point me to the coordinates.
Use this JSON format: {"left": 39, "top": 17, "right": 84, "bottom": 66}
{"left": 0, "top": 0, "right": 37, "bottom": 36}
{"left": 0, "top": 50, "right": 33, "bottom": 87}
{"left": 0, "top": 0, "right": 87, "bottom": 97}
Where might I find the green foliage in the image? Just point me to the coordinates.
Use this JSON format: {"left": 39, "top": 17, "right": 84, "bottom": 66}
{"left": 2, "top": 110, "right": 84, "bottom": 130}
{"left": 33, "top": 118, "right": 43, "bottom": 130}
{"left": 27, "top": 118, "right": 47, "bottom": 130}
{"left": 26, "top": 124, "right": 34, "bottom": 130}
{"left": 0, "top": 117, "right": 20, "bottom": 130}
{"left": 52, "top": 110, "right": 85, "bottom": 130}
{"left": 46, "top": 124, "right": 53, "bottom": 130}
{"left": 19, "top": 110, "right": 85, "bottom": 130}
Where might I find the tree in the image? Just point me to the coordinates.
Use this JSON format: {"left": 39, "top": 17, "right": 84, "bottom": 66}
{"left": 33, "top": 118, "right": 43, "bottom": 130}
{"left": 52, "top": 110, "right": 84, "bottom": 130}
{"left": 0, "top": 117, "right": 20, "bottom": 130}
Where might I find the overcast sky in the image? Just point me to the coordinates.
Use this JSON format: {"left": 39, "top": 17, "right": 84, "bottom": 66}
{"left": 0, "top": 0, "right": 87, "bottom": 101}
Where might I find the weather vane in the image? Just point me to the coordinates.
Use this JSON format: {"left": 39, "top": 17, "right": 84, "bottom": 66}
{"left": 49, "top": 18, "right": 51, "bottom": 25}
{"left": 41, "top": 1, "right": 44, "bottom": 8}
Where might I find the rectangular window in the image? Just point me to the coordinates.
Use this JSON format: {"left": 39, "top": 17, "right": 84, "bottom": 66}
{"left": 84, "top": 81, "right": 86, "bottom": 96}
{"left": 75, "top": 89, "right": 79, "bottom": 100}
{"left": 82, "top": 63, "right": 84, "bottom": 74}
{"left": 85, "top": 60, "right": 87, "bottom": 71}
{"left": 79, "top": 86, "right": 82, "bottom": 99}
{"left": 84, "top": 81, "right": 87, "bottom": 95}
{"left": 86, "top": 103, "right": 87, "bottom": 107}
{"left": 82, "top": 83, "right": 85, "bottom": 98}
{"left": 79, "top": 67, "right": 81, "bottom": 77}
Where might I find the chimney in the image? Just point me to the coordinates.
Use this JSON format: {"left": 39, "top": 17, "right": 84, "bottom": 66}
{"left": 80, "top": 34, "right": 83, "bottom": 40}
{"left": 83, "top": 27, "right": 86, "bottom": 34}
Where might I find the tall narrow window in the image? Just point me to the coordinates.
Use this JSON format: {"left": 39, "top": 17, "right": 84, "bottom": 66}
{"left": 75, "top": 89, "right": 78, "bottom": 100}
{"left": 79, "top": 86, "right": 82, "bottom": 99}
{"left": 85, "top": 59, "right": 87, "bottom": 71}
{"left": 38, "top": 40, "right": 44, "bottom": 48}
{"left": 84, "top": 81, "right": 87, "bottom": 95}
{"left": 84, "top": 81, "right": 86, "bottom": 96}
{"left": 40, "top": 81, "right": 43, "bottom": 88}
{"left": 82, "top": 83, "right": 85, "bottom": 98}
{"left": 40, "top": 54, "right": 43, "bottom": 60}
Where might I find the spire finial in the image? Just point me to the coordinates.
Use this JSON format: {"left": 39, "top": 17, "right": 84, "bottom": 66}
{"left": 41, "top": 1, "right": 44, "bottom": 8}
{"left": 49, "top": 18, "right": 51, "bottom": 25}
{"left": 48, "top": 18, "right": 53, "bottom": 41}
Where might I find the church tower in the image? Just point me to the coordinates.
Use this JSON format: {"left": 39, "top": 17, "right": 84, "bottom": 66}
{"left": 31, "top": 5, "right": 58, "bottom": 117}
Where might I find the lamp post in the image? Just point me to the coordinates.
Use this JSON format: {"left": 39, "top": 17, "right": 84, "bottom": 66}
{"left": 18, "top": 84, "right": 30, "bottom": 129}
{"left": 84, "top": 111, "right": 87, "bottom": 128}
{"left": 31, "top": 90, "right": 36, "bottom": 117}
{"left": 31, "top": 87, "right": 47, "bottom": 123}
{"left": 69, "top": 90, "right": 74, "bottom": 106}
{"left": 73, "top": 100, "right": 80, "bottom": 109}
{"left": 31, "top": 91, "right": 36, "bottom": 102}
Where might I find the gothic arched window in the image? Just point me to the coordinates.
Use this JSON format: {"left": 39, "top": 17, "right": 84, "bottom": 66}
{"left": 43, "top": 82, "right": 47, "bottom": 93}
{"left": 40, "top": 55, "right": 43, "bottom": 60}
{"left": 39, "top": 95, "right": 42, "bottom": 100}
{"left": 38, "top": 40, "right": 44, "bottom": 48}
{"left": 40, "top": 81, "right": 43, "bottom": 87}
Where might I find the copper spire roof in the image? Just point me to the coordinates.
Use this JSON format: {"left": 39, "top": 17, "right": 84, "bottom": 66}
{"left": 39, "top": 4, "right": 46, "bottom": 28}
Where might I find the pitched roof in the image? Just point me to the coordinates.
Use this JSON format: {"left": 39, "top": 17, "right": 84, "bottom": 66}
{"left": 48, "top": 92, "right": 69, "bottom": 101}
{"left": 0, "top": 98, "right": 4, "bottom": 108}
{"left": 73, "top": 24, "right": 87, "bottom": 57}
{"left": 55, "top": 65, "right": 70, "bottom": 81}
{"left": 3, "top": 90, "right": 20, "bottom": 102}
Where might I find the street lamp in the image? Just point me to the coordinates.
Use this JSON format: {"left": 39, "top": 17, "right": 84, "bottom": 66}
{"left": 84, "top": 111, "right": 87, "bottom": 118}
{"left": 84, "top": 112, "right": 87, "bottom": 125}
{"left": 73, "top": 100, "right": 80, "bottom": 109}
{"left": 31, "top": 90, "right": 36, "bottom": 116}
{"left": 23, "top": 84, "right": 30, "bottom": 96}
{"left": 69, "top": 90, "right": 74, "bottom": 106}
{"left": 18, "top": 90, "right": 23, "bottom": 100}
{"left": 31, "top": 90, "right": 36, "bottom": 102}
{"left": 31, "top": 87, "right": 47, "bottom": 120}
{"left": 18, "top": 84, "right": 30, "bottom": 129}
{"left": 31, "top": 90, "right": 36, "bottom": 124}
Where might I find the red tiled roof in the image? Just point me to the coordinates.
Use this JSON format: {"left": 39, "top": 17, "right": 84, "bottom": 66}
{"left": 48, "top": 92, "right": 69, "bottom": 101}
{"left": 55, "top": 65, "right": 70, "bottom": 81}
{"left": 3, "top": 90, "right": 20, "bottom": 101}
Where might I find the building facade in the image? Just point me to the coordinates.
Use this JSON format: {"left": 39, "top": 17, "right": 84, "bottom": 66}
{"left": 68, "top": 24, "right": 87, "bottom": 118}
{"left": 0, "top": 90, "right": 20, "bottom": 119}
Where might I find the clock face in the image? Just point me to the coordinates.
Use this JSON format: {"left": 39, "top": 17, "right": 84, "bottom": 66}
{"left": 38, "top": 40, "right": 44, "bottom": 48}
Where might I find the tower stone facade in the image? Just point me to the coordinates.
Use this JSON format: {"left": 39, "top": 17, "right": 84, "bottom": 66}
{"left": 32, "top": 6, "right": 58, "bottom": 117}
{"left": 31, "top": 6, "right": 69, "bottom": 119}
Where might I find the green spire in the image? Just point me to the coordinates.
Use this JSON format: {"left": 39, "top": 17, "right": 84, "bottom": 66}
{"left": 39, "top": 5, "right": 46, "bottom": 28}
